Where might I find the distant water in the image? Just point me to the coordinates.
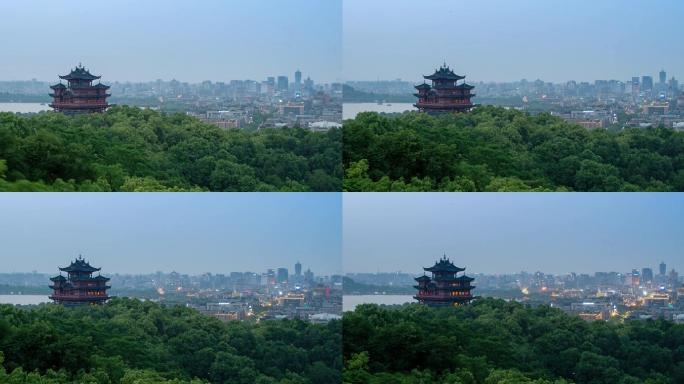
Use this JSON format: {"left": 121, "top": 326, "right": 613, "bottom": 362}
{"left": 343, "top": 103, "right": 416, "bottom": 120}
{"left": 343, "top": 295, "right": 415, "bottom": 311}
{"left": 0, "top": 103, "right": 50, "bottom": 113}
{"left": 0, "top": 295, "right": 50, "bottom": 305}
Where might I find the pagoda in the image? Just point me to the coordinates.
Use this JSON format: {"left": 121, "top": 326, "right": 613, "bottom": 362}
{"left": 414, "top": 255, "right": 475, "bottom": 307}
{"left": 49, "top": 64, "right": 110, "bottom": 114}
{"left": 414, "top": 63, "right": 475, "bottom": 113}
{"left": 49, "top": 255, "right": 111, "bottom": 306}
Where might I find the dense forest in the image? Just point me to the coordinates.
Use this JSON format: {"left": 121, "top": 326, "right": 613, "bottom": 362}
{"left": 343, "top": 299, "right": 684, "bottom": 384}
{"left": 343, "top": 106, "right": 684, "bottom": 191}
{"left": 0, "top": 298, "right": 341, "bottom": 384}
{"left": 0, "top": 106, "right": 341, "bottom": 191}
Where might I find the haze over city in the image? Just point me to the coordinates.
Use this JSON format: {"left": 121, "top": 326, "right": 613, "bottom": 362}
{"left": 343, "top": 193, "right": 684, "bottom": 275}
{"left": 0, "top": 0, "right": 342, "bottom": 83}
{"left": 0, "top": 193, "right": 342, "bottom": 275}
{"left": 343, "top": 0, "right": 684, "bottom": 83}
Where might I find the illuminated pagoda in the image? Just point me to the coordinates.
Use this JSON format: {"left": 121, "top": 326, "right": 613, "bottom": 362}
{"left": 49, "top": 64, "right": 110, "bottom": 114}
{"left": 414, "top": 255, "right": 475, "bottom": 307}
{"left": 414, "top": 63, "right": 475, "bottom": 113}
{"left": 49, "top": 255, "right": 111, "bottom": 306}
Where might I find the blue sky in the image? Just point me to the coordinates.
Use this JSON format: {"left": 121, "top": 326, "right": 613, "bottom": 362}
{"left": 343, "top": 193, "right": 684, "bottom": 275}
{"left": 0, "top": 0, "right": 341, "bottom": 83}
{"left": 0, "top": 193, "right": 342, "bottom": 275}
{"left": 344, "top": 0, "right": 684, "bottom": 82}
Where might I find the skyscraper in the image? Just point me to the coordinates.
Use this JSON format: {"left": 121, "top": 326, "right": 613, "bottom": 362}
{"left": 295, "top": 261, "right": 302, "bottom": 277}
{"left": 659, "top": 69, "right": 667, "bottom": 84}
{"left": 294, "top": 69, "right": 302, "bottom": 94}
{"left": 642, "top": 76, "right": 653, "bottom": 92}
{"left": 660, "top": 261, "right": 667, "bottom": 276}
{"left": 642, "top": 268, "right": 653, "bottom": 284}
{"left": 631, "top": 77, "right": 640, "bottom": 94}
{"left": 277, "top": 267, "right": 289, "bottom": 283}
{"left": 277, "top": 76, "right": 289, "bottom": 92}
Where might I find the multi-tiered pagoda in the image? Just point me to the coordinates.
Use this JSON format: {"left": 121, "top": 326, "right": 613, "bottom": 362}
{"left": 49, "top": 256, "right": 111, "bottom": 306}
{"left": 49, "top": 64, "right": 110, "bottom": 114}
{"left": 414, "top": 64, "right": 475, "bottom": 113}
{"left": 414, "top": 255, "right": 475, "bottom": 307}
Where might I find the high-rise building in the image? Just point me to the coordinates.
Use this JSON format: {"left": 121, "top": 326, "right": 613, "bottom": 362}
{"left": 660, "top": 261, "right": 667, "bottom": 276}
{"left": 295, "top": 261, "right": 302, "bottom": 277}
{"left": 631, "top": 77, "right": 640, "bottom": 94}
{"left": 294, "top": 69, "right": 302, "bottom": 94}
{"left": 277, "top": 76, "right": 289, "bottom": 92}
{"left": 277, "top": 267, "right": 289, "bottom": 283}
{"left": 659, "top": 69, "right": 667, "bottom": 84}
{"left": 642, "top": 76, "right": 653, "bottom": 92}
{"left": 642, "top": 268, "right": 653, "bottom": 284}
{"left": 304, "top": 268, "right": 314, "bottom": 284}
{"left": 631, "top": 269, "right": 640, "bottom": 286}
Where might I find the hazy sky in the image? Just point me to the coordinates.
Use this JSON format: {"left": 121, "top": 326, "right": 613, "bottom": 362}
{"left": 0, "top": 0, "right": 341, "bottom": 83}
{"left": 344, "top": 0, "right": 684, "bottom": 83}
{"left": 344, "top": 193, "right": 684, "bottom": 275}
{"left": 0, "top": 193, "right": 341, "bottom": 275}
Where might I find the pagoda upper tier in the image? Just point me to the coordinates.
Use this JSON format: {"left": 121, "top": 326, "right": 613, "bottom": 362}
{"left": 49, "top": 64, "right": 110, "bottom": 114}
{"left": 59, "top": 66, "right": 101, "bottom": 82}
{"left": 414, "top": 63, "right": 475, "bottom": 114}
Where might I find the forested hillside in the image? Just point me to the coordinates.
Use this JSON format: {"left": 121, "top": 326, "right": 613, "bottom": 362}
{"left": 343, "top": 299, "right": 684, "bottom": 383}
{"left": 0, "top": 106, "right": 341, "bottom": 191}
{"left": 0, "top": 298, "right": 341, "bottom": 383}
{"left": 343, "top": 107, "right": 684, "bottom": 191}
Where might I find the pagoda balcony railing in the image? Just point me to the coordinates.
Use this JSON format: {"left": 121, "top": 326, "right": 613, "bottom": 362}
{"left": 415, "top": 102, "right": 474, "bottom": 108}
{"left": 416, "top": 292, "right": 473, "bottom": 299}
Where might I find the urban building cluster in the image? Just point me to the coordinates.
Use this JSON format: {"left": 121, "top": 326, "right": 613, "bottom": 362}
{"left": 112, "top": 261, "right": 342, "bottom": 323}
{"left": 3, "top": 260, "right": 341, "bottom": 324}
{"left": 1, "top": 68, "right": 342, "bottom": 131}
{"left": 347, "top": 261, "right": 684, "bottom": 323}
{"left": 345, "top": 69, "right": 684, "bottom": 129}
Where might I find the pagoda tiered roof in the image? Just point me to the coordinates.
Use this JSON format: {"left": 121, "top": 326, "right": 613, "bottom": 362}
{"left": 424, "top": 64, "right": 465, "bottom": 81}
{"left": 49, "top": 83, "right": 66, "bottom": 89}
{"left": 423, "top": 255, "right": 465, "bottom": 273}
{"left": 59, "top": 256, "right": 101, "bottom": 273}
{"left": 59, "top": 65, "right": 101, "bottom": 81}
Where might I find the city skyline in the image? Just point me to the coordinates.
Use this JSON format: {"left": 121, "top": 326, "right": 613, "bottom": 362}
{"left": 0, "top": 0, "right": 342, "bottom": 83}
{"left": 343, "top": 193, "right": 684, "bottom": 275}
{"left": 343, "top": 0, "right": 684, "bottom": 83}
{"left": 0, "top": 193, "right": 342, "bottom": 275}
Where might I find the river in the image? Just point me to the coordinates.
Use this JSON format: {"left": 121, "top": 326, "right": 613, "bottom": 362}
{"left": 343, "top": 102, "right": 416, "bottom": 120}
{"left": 0, "top": 102, "right": 50, "bottom": 113}
{"left": 343, "top": 295, "right": 415, "bottom": 312}
{"left": 0, "top": 295, "right": 50, "bottom": 305}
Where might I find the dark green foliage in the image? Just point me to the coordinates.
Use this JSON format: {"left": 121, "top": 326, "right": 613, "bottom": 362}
{"left": 343, "top": 299, "right": 683, "bottom": 383}
{"left": 343, "top": 107, "right": 684, "bottom": 191}
{"left": 0, "top": 106, "right": 341, "bottom": 191}
{"left": 0, "top": 298, "right": 341, "bottom": 383}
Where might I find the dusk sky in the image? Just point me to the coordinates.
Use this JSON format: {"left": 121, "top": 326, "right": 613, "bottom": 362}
{"left": 344, "top": 193, "right": 684, "bottom": 275}
{"left": 344, "top": 0, "right": 684, "bottom": 83}
{"left": 0, "top": 193, "right": 341, "bottom": 275}
{"left": 0, "top": 0, "right": 341, "bottom": 83}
